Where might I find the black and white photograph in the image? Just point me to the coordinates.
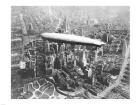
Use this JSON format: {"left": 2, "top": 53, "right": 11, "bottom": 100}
{"left": 11, "top": 6, "right": 130, "bottom": 99}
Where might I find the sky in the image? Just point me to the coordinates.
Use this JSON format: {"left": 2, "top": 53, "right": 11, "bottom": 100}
{"left": 50, "top": 6, "right": 130, "bottom": 24}
{"left": 11, "top": 6, "right": 130, "bottom": 25}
